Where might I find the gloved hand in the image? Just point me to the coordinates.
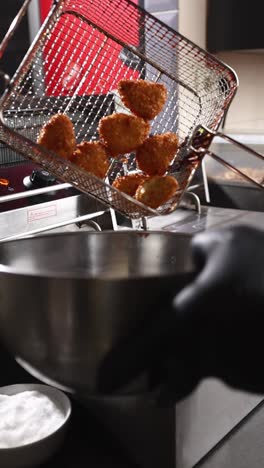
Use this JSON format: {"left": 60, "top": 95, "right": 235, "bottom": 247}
{"left": 98, "top": 225, "right": 264, "bottom": 404}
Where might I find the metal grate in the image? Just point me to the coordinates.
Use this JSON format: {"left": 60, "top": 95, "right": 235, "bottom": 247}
{"left": 0, "top": 0, "right": 238, "bottom": 219}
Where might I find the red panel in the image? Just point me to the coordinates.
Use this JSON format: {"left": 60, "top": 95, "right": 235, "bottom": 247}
{"left": 40, "top": 0, "right": 139, "bottom": 22}
{"left": 39, "top": 0, "right": 53, "bottom": 23}
{"left": 40, "top": 0, "right": 141, "bottom": 95}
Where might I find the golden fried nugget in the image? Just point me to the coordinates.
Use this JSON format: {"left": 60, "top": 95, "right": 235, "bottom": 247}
{"left": 136, "top": 132, "right": 179, "bottom": 176}
{"left": 71, "top": 141, "right": 110, "bottom": 179}
{"left": 118, "top": 79, "right": 168, "bottom": 120}
{"left": 135, "top": 175, "right": 179, "bottom": 209}
{"left": 112, "top": 173, "right": 149, "bottom": 197}
{"left": 37, "top": 113, "right": 76, "bottom": 160}
{"left": 98, "top": 113, "right": 150, "bottom": 157}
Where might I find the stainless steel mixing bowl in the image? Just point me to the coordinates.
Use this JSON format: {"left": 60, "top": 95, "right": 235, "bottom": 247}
{"left": 0, "top": 231, "right": 194, "bottom": 396}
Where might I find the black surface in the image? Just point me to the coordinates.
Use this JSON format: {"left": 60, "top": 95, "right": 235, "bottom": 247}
{"left": 0, "top": 1, "right": 30, "bottom": 79}
{"left": 207, "top": 0, "right": 264, "bottom": 53}
{"left": 0, "top": 344, "right": 138, "bottom": 467}
{"left": 193, "top": 182, "right": 264, "bottom": 213}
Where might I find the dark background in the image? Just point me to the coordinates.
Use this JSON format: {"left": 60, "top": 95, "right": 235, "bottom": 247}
{"left": 0, "top": 0, "right": 30, "bottom": 78}
{"left": 207, "top": 0, "right": 264, "bottom": 53}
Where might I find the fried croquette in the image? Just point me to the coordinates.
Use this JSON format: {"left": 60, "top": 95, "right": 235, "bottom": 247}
{"left": 98, "top": 113, "right": 150, "bottom": 157}
{"left": 71, "top": 141, "right": 110, "bottom": 179}
{"left": 37, "top": 113, "right": 76, "bottom": 159}
{"left": 136, "top": 132, "right": 179, "bottom": 176}
{"left": 118, "top": 79, "right": 168, "bottom": 120}
{"left": 112, "top": 173, "right": 149, "bottom": 197}
{"left": 135, "top": 175, "right": 179, "bottom": 209}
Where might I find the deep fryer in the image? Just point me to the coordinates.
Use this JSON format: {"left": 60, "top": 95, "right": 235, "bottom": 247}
{"left": 0, "top": 0, "right": 262, "bottom": 222}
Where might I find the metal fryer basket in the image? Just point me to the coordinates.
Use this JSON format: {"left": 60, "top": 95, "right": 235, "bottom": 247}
{"left": 0, "top": 0, "right": 243, "bottom": 219}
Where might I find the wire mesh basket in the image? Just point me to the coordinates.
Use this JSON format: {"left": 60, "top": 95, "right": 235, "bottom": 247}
{"left": 0, "top": 0, "right": 246, "bottom": 219}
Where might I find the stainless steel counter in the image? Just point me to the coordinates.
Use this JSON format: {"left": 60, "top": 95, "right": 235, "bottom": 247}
{"left": 176, "top": 380, "right": 263, "bottom": 468}
{"left": 145, "top": 205, "right": 264, "bottom": 234}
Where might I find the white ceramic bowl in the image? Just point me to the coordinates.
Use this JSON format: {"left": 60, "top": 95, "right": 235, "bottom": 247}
{"left": 0, "top": 383, "right": 72, "bottom": 468}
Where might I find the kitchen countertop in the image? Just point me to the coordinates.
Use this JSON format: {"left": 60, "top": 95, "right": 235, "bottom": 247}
{"left": 145, "top": 205, "right": 264, "bottom": 234}
{"left": 0, "top": 345, "right": 138, "bottom": 468}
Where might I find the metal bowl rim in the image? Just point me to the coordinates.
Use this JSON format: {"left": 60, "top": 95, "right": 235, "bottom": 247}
{"left": 0, "top": 230, "right": 193, "bottom": 280}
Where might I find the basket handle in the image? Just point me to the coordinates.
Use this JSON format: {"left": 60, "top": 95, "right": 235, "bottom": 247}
{"left": 189, "top": 125, "right": 264, "bottom": 190}
{"left": 0, "top": 0, "right": 33, "bottom": 62}
{"left": 0, "top": 0, "right": 34, "bottom": 97}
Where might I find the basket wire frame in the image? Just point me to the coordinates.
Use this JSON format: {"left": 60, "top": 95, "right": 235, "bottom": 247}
{"left": 0, "top": 0, "right": 238, "bottom": 219}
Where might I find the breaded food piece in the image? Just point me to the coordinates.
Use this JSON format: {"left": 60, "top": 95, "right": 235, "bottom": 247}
{"left": 37, "top": 113, "right": 76, "bottom": 159}
{"left": 118, "top": 79, "right": 168, "bottom": 120}
{"left": 112, "top": 173, "right": 149, "bottom": 197}
{"left": 98, "top": 113, "right": 150, "bottom": 157}
{"left": 71, "top": 141, "right": 110, "bottom": 179}
{"left": 135, "top": 175, "right": 179, "bottom": 209}
{"left": 136, "top": 132, "right": 179, "bottom": 176}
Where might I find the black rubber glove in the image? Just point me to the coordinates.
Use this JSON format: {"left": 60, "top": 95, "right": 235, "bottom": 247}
{"left": 98, "top": 225, "right": 264, "bottom": 404}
